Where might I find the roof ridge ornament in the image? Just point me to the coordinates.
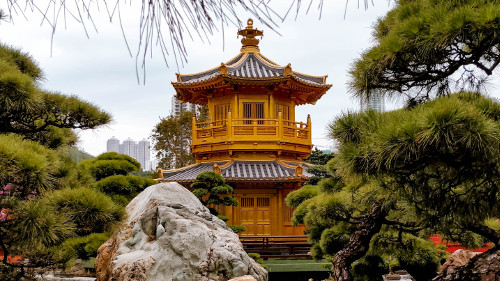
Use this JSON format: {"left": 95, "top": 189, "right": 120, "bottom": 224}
{"left": 237, "top": 18, "right": 263, "bottom": 52}
{"left": 213, "top": 163, "right": 222, "bottom": 174}
{"left": 219, "top": 63, "right": 228, "bottom": 75}
{"left": 284, "top": 63, "right": 293, "bottom": 77}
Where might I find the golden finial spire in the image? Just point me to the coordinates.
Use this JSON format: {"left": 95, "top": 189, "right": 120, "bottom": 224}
{"left": 237, "top": 18, "right": 263, "bottom": 52}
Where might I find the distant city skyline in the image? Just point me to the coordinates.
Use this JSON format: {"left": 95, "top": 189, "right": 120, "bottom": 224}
{"left": 106, "top": 137, "right": 156, "bottom": 171}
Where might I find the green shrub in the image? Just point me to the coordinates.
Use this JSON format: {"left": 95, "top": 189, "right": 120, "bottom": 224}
{"left": 81, "top": 160, "right": 138, "bottom": 181}
{"left": 0, "top": 134, "right": 60, "bottom": 192}
{"left": 96, "top": 152, "right": 141, "bottom": 169}
{"left": 60, "top": 233, "right": 110, "bottom": 261}
{"left": 79, "top": 152, "right": 142, "bottom": 181}
{"left": 228, "top": 225, "right": 246, "bottom": 234}
{"left": 44, "top": 187, "right": 125, "bottom": 235}
{"left": 247, "top": 253, "right": 266, "bottom": 269}
{"left": 217, "top": 215, "right": 229, "bottom": 222}
{"left": 94, "top": 174, "right": 156, "bottom": 198}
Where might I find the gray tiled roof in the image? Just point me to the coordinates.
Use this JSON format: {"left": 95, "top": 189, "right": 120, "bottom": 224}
{"left": 177, "top": 52, "right": 326, "bottom": 86}
{"left": 228, "top": 54, "right": 283, "bottom": 79}
{"left": 294, "top": 72, "right": 324, "bottom": 85}
{"left": 161, "top": 162, "right": 228, "bottom": 182}
{"left": 161, "top": 160, "right": 311, "bottom": 182}
{"left": 178, "top": 68, "right": 220, "bottom": 83}
{"left": 222, "top": 161, "right": 294, "bottom": 180}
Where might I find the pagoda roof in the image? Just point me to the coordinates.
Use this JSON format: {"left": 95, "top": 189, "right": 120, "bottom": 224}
{"left": 172, "top": 19, "right": 331, "bottom": 106}
{"left": 175, "top": 52, "right": 327, "bottom": 86}
{"left": 159, "top": 160, "right": 313, "bottom": 184}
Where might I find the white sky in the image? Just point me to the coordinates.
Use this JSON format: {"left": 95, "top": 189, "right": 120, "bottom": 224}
{"left": 0, "top": 1, "right": 437, "bottom": 156}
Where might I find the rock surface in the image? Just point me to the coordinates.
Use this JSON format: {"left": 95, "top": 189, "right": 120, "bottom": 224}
{"left": 439, "top": 249, "right": 479, "bottom": 276}
{"left": 432, "top": 248, "right": 500, "bottom": 281}
{"left": 95, "top": 183, "right": 268, "bottom": 281}
{"left": 228, "top": 276, "right": 257, "bottom": 281}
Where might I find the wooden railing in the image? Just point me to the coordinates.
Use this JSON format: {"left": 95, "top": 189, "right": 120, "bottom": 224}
{"left": 192, "top": 112, "right": 311, "bottom": 146}
{"left": 239, "top": 235, "right": 311, "bottom": 258}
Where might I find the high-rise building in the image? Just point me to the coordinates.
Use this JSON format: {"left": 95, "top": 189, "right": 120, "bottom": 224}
{"left": 106, "top": 137, "right": 153, "bottom": 171}
{"left": 360, "top": 90, "right": 385, "bottom": 111}
{"left": 136, "top": 139, "right": 151, "bottom": 170}
{"left": 145, "top": 158, "right": 158, "bottom": 171}
{"left": 120, "top": 138, "right": 137, "bottom": 159}
{"left": 171, "top": 96, "right": 200, "bottom": 116}
{"left": 106, "top": 136, "right": 120, "bottom": 153}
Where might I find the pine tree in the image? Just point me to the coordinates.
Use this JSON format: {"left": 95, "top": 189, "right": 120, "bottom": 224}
{"left": 0, "top": 39, "right": 121, "bottom": 279}
{"left": 288, "top": 93, "right": 500, "bottom": 281}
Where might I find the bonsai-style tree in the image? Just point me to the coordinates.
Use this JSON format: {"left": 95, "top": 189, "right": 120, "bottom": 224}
{"left": 191, "top": 171, "right": 244, "bottom": 233}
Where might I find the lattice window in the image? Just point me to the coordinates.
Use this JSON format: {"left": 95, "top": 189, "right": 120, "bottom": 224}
{"left": 241, "top": 197, "right": 255, "bottom": 207}
{"left": 243, "top": 103, "right": 264, "bottom": 124}
{"left": 276, "top": 104, "right": 290, "bottom": 120}
{"left": 257, "top": 197, "right": 270, "bottom": 207}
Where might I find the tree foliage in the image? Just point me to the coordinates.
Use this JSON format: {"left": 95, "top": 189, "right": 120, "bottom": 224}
{"left": 94, "top": 174, "right": 156, "bottom": 204}
{"left": 304, "top": 148, "right": 335, "bottom": 185}
{"left": 0, "top": 44, "right": 110, "bottom": 147}
{"left": 80, "top": 152, "right": 155, "bottom": 206}
{"left": 58, "top": 233, "right": 109, "bottom": 261}
{"left": 0, "top": 39, "right": 119, "bottom": 279}
{"left": 152, "top": 110, "right": 196, "bottom": 169}
{"left": 349, "top": 0, "right": 500, "bottom": 102}
{"left": 305, "top": 147, "right": 335, "bottom": 165}
{"left": 191, "top": 171, "right": 238, "bottom": 209}
{"left": 289, "top": 93, "right": 499, "bottom": 281}
{"left": 332, "top": 92, "right": 500, "bottom": 246}
{"left": 42, "top": 187, "right": 125, "bottom": 236}
{"left": 79, "top": 152, "right": 141, "bottom": 181}
{"left": 286, "top": 167, "right": 444, "bottom": 281}
{"left": 190, "top": 171, "right": 244, "bottom": 233}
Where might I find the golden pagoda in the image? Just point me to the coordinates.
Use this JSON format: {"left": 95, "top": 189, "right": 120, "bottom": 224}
{"left": 160, "top": 19, "right": 331, "bottom": 236}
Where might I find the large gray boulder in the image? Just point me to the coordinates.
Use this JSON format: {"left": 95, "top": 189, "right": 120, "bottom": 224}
{"left": 95, "top": 183, "right": 268, "bottom": 281}
{"left": 432, "top": 248, "right": 500, "bottom": 281}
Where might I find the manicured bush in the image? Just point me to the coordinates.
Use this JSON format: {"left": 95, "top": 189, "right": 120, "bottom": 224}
{"left": 43, "top": 187, "right": 125, "bottom": 236}
{"left": 60, "top": 233, "right": 110, "bottom": 261}
{"left": 94, "top": 174, "right": 156, "bottom": 203}
{"left": 79, "top": 152, "right": 141, "bottom": 181}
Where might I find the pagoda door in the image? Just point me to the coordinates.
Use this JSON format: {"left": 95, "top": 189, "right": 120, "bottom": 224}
{"left": 238, "top": 195, "right": 272, "bottom": 236}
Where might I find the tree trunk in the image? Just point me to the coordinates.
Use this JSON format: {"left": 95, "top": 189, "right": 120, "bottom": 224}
{"left": 331, "top": 201, "right": 388, "bottom": 281}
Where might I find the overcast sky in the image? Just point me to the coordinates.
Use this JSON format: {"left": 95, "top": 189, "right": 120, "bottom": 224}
{"left": 0, "top": 1, "right": 459, "bottom": 157}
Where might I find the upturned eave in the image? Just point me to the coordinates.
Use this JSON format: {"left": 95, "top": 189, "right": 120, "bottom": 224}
{"left": 173, "top": 75, "right": 331, "bottom": 105}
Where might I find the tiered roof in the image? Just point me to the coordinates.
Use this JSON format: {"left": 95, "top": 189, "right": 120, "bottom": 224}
{"left": 160, "top": 160, "right": 312, "bottom": 184}
{"left": 172, "top": 19, "right": 331, "bottom": 105}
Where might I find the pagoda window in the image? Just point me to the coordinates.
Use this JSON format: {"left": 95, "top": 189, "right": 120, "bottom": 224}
{"left": 243, "top": 102, "right": 264, "bottom": 124}
{"left": 241, "top": 197, "right": 255, "bottom": 207}
{"left": 276, "top": 104, "right": 290, "bottom": 120}
{"left": 214, "top": 104, "right": 230, "bottom": 125}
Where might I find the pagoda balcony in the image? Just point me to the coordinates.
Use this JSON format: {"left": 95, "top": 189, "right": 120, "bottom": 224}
{"left": 191, "top": 114, "right": 312, "bottom": 157}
